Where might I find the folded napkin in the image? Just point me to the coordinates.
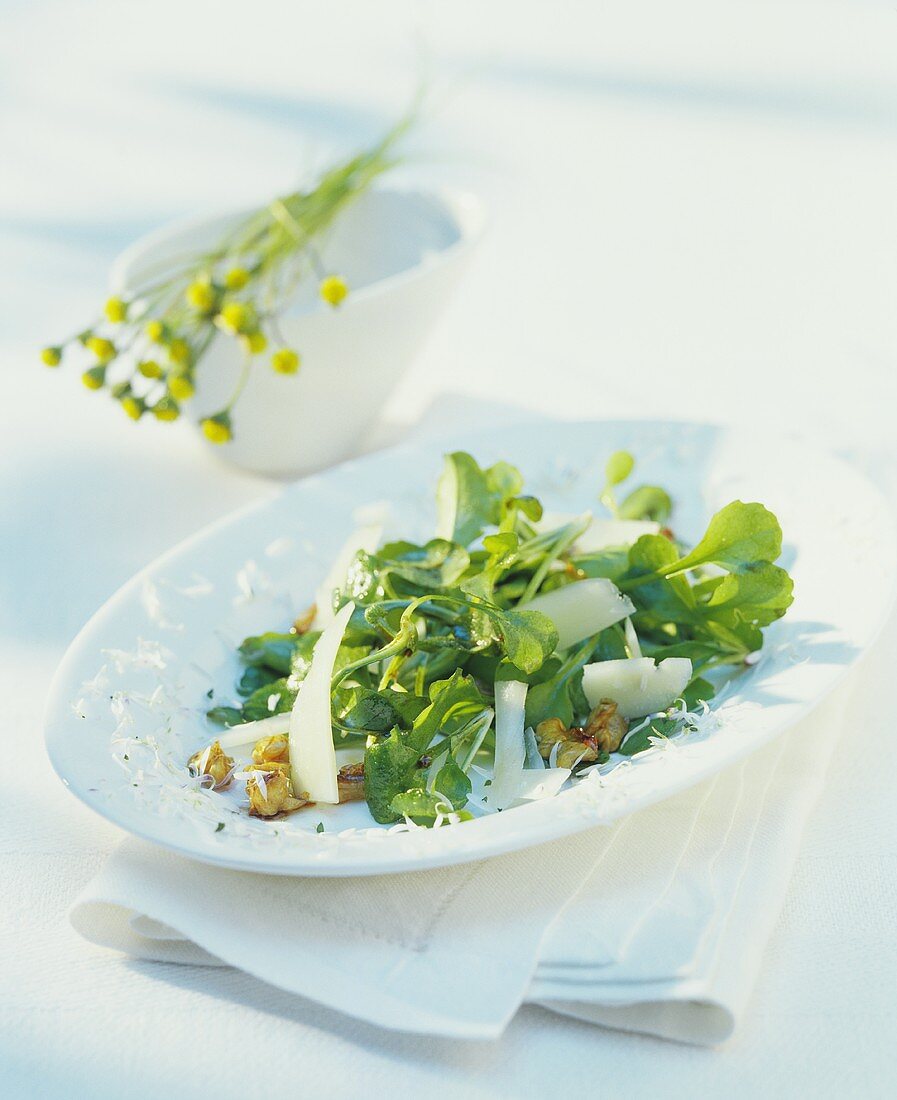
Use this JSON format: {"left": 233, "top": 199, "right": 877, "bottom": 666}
{"left": 70, "top": 679, "right": 849, "bottom": 1045}
{"left": 531, "top": 685, "right": 847, "bottom": 1043}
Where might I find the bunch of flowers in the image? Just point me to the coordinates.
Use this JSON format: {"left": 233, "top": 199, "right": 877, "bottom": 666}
{"left": 41, "top": 120, "right": 408, "bottom": 443}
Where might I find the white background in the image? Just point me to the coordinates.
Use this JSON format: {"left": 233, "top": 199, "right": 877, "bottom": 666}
{"left": 2, "top": 1, "right": 896, "bottom": 1095}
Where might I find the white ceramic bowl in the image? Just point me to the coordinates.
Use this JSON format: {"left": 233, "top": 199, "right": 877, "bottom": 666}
{"left": 111, "top": 187, "right": 485, "bottom": 478}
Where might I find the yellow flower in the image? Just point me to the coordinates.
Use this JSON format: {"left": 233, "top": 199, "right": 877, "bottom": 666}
{"left": 201, "top": 413, "right": 232, "bottom": 444}
{"left": 168, "top": 338, "right": 191, "bottom": 366}
{"left": 81, "top": 365, "right": 106, "bottom": 390}
{"left": 319, "top": 274, "right": 348, "bottom": 307}
{"left": 186, "top": 280, "right": 216, "bottom": 312}
{"left": 224, "top": 267, "right": 249, "bottom": 290}
{"left": 138, "top": 359, "right": 163, "bottom": 379}
{"left": 145, "top": 320, "right": 166, "bottom": 343}
{"left": 121, "top": 396, "right": 144, "bottom": 421}
{"left": 152, "top": 396, "right": 180, "bottom": 422}
{"left": 217, "top": 301, "right": 251, "bottom": 334}
{"left": 41, "top": 346, "right": 62, "bottom": 367}
{"left": 168, "top": 373, "right": 195, "bottom": 401}
{"left": 271, "top": 348, "right": 300, "bottom": 375}
{"left": 86, "top": 336, "right": 116, "bottom": 363}
{"left": 104, "top": 296, "right": 128, "bottom": 323}
{"left": 242, "top": 330, "right": 268, "bottom": 354}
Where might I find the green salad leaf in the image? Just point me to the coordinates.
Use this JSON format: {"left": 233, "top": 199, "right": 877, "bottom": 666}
{"left": 364, "top": 730, "right": 423, "bottom": 824}
{"left": 436, "top": 452, "right": 524, "bottom": 547}
{"left": 238, "top": 631, "right": 317, "bottom": 674}
{"left": 660, "top": 501, "right": 782, "bottom": 575}
{"left": 618, "top": 485, "right": 672, "bottom": 523}
{"left": 409, "top": 670, "right": 487, "bottom": 752}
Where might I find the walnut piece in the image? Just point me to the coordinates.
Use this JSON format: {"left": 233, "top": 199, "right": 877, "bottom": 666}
{"left": 292, "top": 604, "right": 317, "bottom": 634}
{"left": 187, "top": 740, "right": 234, "bottom": 790}
{"left": 246, "top": 764, "right": 309, "bottom": 817}
{"left": 536, "top": 699, "right": 628, "bottom": 768}
{"left": 337, "top": 761, "right": 365, "bottom": 802}
{"left": 252, "top": 734, "right": 290, "bottom": 766}
{"left": 582, "top": 699, "right": 629, "bottom": 754}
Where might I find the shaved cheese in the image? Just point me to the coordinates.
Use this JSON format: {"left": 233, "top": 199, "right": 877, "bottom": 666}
{"left": 290, "top": 601, "right": 354, "bottom": 803}
{"left": 312, "top": 525, "right": 382, "bottom": 628}
{"left": 538, "top": 511, "right": 659, "bottom": 551}
{"left": 582, "top": 657, "right": 692, "bottom": 719}
{"left": 490, "top": 680, "right": 528, "bottom": 811}
{"left": 511, "top": 768, "right": 571, "bottom": 805}
{"left": 523, "top": 725, "right": 544, "bottom": 770}
{"left": 216, "top": 712, "right": 291, "bottom": 750}
{"left": 520, "top": 577, "right": 635, "bottom": 650}
{"left": 623, "top": 617, "right": 642, "bottom": 659}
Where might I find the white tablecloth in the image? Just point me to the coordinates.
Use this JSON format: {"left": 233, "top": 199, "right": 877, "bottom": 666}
{"left": 3, "top": 0, "right": 896, "bottom": 1095}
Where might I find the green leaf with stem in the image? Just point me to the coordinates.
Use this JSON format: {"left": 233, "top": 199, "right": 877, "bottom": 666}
{"left": 658, "top": 501, "right": 783, "bottom": 576}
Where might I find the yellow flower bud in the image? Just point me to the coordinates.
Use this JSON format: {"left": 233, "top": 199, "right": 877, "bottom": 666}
{"left": 86, "top": 336, "right": 116, "bottom": 363}
{"left": 186, "top": 281, "right": 216, "bottom": 312}
{"left": 152, "top": 396, "right": 181, "bottom": 422}
{"left": 168, "top": 338, "right": 191, "bottom": 366}
{"left": 104, "top": 296, "right": 128, "bottom": 323}
{"left": 138, "top": 359, "right": 163, "bottom": 379}
{"left": 81, "top": 365, "right": 106, "bottom": 390}
{"left": 217, "top": 301, "right": 251, "bottom": 334}
{"left": 224, "top": 267, "right": 249, "bottom": 290}
{"left": 145, "top": 319, "right": 166, "bottom": 343}
{"left": 168, "top": 373, "right": 195, "bottom": 401}
{"left": 271, "top": 348, "right": 300, "bottom": 375}
{"left": 41, "top": 346, "right": 62, "bottom": 367}
{"left": 243, "top": 330, "right": 268, "bottom": 354}
{"left": 201, "top": 414, "right": 232, "bottom": 444}
{"left": 319, "top": 274, "right": 348, "bottom": 307}
{"left": 121, "top": 396, "right": 145, "bottom": 421}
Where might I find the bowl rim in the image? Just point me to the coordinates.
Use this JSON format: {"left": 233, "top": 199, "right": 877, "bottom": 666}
{"left": 110, "top": 184, "right": 487, "bottom": 318}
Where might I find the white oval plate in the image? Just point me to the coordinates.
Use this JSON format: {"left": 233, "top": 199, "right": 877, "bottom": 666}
{"left": 44, "top": 420, "right": 895, "bottom": 876}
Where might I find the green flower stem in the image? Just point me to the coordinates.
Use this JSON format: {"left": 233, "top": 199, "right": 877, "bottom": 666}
{"left": 223, "top": 352, "right": 253, "bottom": 412}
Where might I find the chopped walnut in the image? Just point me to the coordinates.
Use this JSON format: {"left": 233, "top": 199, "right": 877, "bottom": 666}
{"left": 292, "top": 604, "right": 317, "bottom": 634}
{"left": 536, "top": 700, "right": 628, "bottom": 768}
{"left": 337, "top": 761, "right": 365, "bottom": 802}
{"left": 252, "top": 734, "right": 290, "bottom": 766}
{"left": 246, "top": 765, "right": 309, "bottom": 817}
{"left": 582, "top": 699, "right": 629, "bottom": 753}
{"left": 188, "top": 740, "right": 234, "bottom": 789}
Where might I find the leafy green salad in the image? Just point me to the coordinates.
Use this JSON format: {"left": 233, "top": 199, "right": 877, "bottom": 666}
{"left": 187, "top": 450, "right": 794, "bottom": 828}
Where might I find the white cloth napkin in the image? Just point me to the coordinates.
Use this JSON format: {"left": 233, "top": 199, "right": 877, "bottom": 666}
{"left": 70, "top": 682, "right": 850, "bottom": 1045}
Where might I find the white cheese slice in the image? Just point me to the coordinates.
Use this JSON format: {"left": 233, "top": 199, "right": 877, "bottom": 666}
{"left": 582, "top": 656, "right": 692, "bottom": 719}
{"left": 290, "top": 601, "right": 354, "bottom": 803}
{"left": 521, "top": 577, "right": 635, "bottom": 650}
{"left": 490, "top": 680, "right": 528, "bottom": 811}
